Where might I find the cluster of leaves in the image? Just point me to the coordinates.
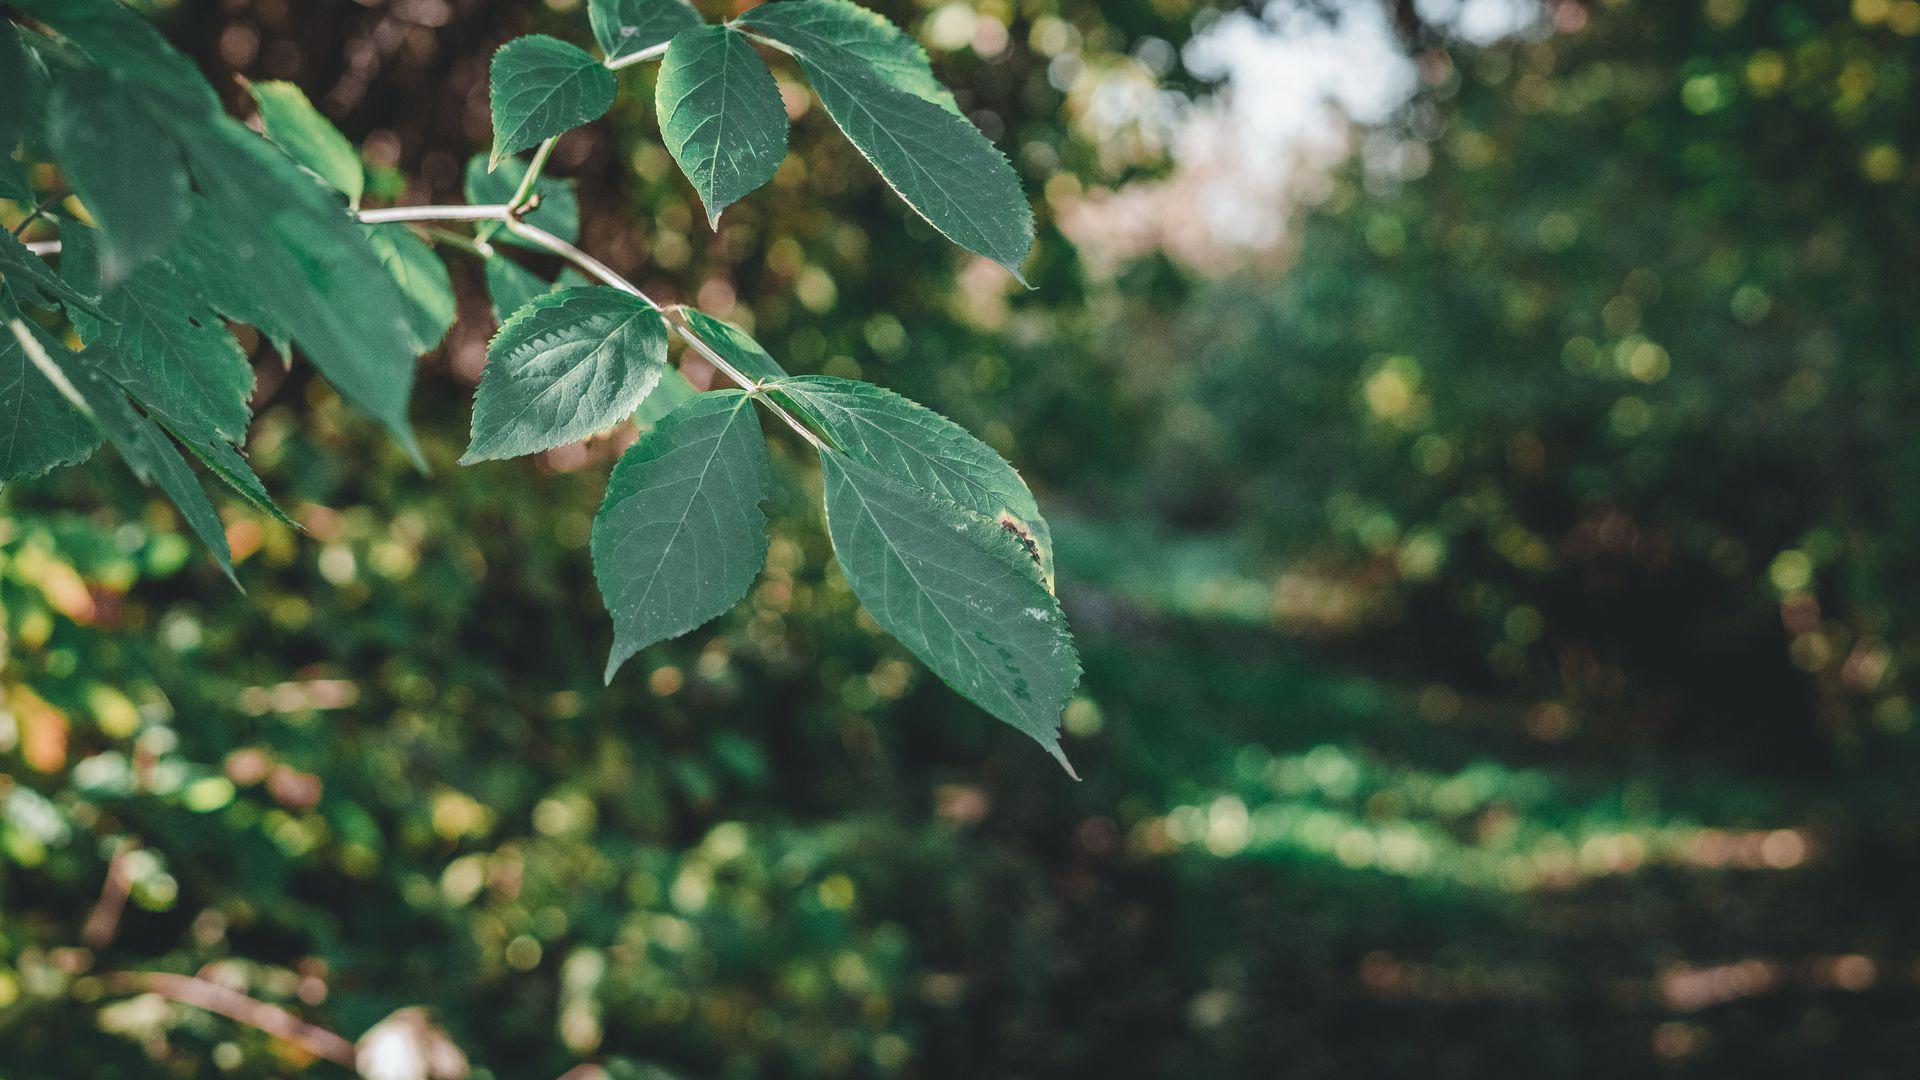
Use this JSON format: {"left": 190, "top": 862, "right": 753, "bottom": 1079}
{"left": 0, "top": 0, "right": 1079, "bottom": 766}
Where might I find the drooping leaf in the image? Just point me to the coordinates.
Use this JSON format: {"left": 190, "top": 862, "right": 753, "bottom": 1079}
{"left": 591, "top": 0, "right": 705, "bottom": 64}
{"left": 73, "top": 371, "right": 236, "bottom": 583}
{"left": 8, "top": 0, "right": 220, "bottom": 117}
{"left": 464, "top": 286, "right": 668, "bottom": 463}
{"left": 364, "top": 225, "right": 457, "bottom": 355}
{"left": 488, "top": 35, "right": 617, "bottom": 169}
{"left": 774, "top": 375, "right": 1054, "bottom": 584}
{"left": 678, "top": 308, "right": 789, "bottom": 382}
{"left": 739, "top": 5, "right": 1033, "bottom": 279}
{"left": 165, "top": 197, "right": 294, "bottom": 351}
{"left": 464, "top": 153, "right": 579, "bottom": 248}
{"left": 820, "top": 453, "right": 1078, "bottom": 767}
{"left": 9, "top": 317, "right": 234, "bottom": 581}
{"left": 736, "top": 0, "right": 958, "bottom": 113}
{"left": 0, "top": 228, "right": 102, "bottom": 317}
{"left": 169, "top": 428, "right": 296, "bottom": 529}
{"left": 0, "top": 296, "right": 99, "bottom": 483}
{"left": 593, "top": 389, "right": 770, "bottom": 681}
{"left": 66, "top": 235, "right": 288, "bottom": 527}
{"left": 483, "top": 256, "right": 554, "bottom": 323}
{"left": 656, "top": 25, "right": 789, "bottom": 228}
{"left": 249, "top": 80, "right": 365, "bottom": 206}
{"left": 0, "top": 21, "right": 37, "bottom": 203}
{"left": 0, "top": 156, "right": 31, "bottom": 204}
{"left": 44, "top": 62, "right": 191, "bottom": 281}
{"left": 22, "top": 2, "right": 416, "bottom": 456}
{"left": 167, "top": 117, "right": 422, "bottom": 458}
{"left": 0, "top": 22, "right": 34, "bottom": 157}
{"left": 59, "top": 226, "right": 253, "bottom": 449}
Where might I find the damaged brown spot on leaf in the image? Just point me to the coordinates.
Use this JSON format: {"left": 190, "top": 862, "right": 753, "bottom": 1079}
{"left": 999, "top": 511, "right": 1043, "bottom": 569}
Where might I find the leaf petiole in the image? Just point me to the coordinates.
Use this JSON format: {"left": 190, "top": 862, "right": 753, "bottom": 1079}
{"left": 506, "top": 137, "right": 557, "bottom": 212}
{"left": 605, "top": 39, "right": 671, "bottom": 71}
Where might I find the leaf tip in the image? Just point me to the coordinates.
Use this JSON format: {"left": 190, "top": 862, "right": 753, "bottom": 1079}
{"left": 393, "top": 426, "right": 429, "bottom": 473}
{"left": 603, "top": 648, "right": 631, "bottom": 686}
{"left": 1046, "top": 741, "right": 1081, "bottom": 781}
{"left": 210, "top": 550, "right": 242, "bottom": 591}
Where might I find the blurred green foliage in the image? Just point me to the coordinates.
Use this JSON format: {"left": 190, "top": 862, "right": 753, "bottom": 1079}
{"left": 8, "top": 0, "right": 1920, "bottom": 1077}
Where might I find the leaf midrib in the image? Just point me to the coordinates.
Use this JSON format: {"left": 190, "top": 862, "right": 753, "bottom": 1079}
{"left": 834, "top": 461, "right": 1042, "bottom": 714}
{"left": 477, "top": 304, "right": 657, "bottom": 455}
{"left": 614, "top": 397, "right": 754, "bottom": 620}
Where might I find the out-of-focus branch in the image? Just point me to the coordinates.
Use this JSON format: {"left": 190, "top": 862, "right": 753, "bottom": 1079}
{"left": 80, "top": 841, "right": 136, "bottom": 950}
{"left": 104, "top": 971, "right": 358, "bottom": 1068}
{"left": 1384, "top": 0, "right": 1434, "bottom": 51}
{"left": 12, "top": 191, "right": 65, "bottom": 238}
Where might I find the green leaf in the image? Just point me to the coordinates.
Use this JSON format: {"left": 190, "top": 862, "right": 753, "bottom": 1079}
{"left": 464, "top": 154, "right": 579, "bottom": 248}
{"left": 483, "top": 255, "right": 555, "bottom": 322}
{"left": 739, "top": 4, "right": 1032, "bottom": 279}
{"left": 0, "top": 22, "right": 33, "bottom": 156}
{"left": 591, "top": 0, "right": 705, "bottom": 63}
{"left": 167, "top": 118, "right": 422, "bottom": 459}
{"left": 170, "top": 430, "right": 296, "bottom": 529}
{"left": 72, "top": 366, "right": 236, "bottom": 583}
{"left": 678, "top": 308, "right": 789, "bottom": 382}
{"left": 0, "top": 155, "right": 32, "bottom": 205}
{"left": 773, "top": 375, "right": 1053, "bottom": 585}
{"left": 37, "top": 233, "right": 283, "bottom": 522}
{"left": 489, "top": 35, "right": 617, "bottom": 169}
{"left": 820, "top": 453, "right": 1078, "bottom": 768}
{"left": 8, "top": 0, "right": 220, "bottom": 117}
{"left": 44, "top": 63, "right": 191, "bottom": 281}
{"left": 656, "top": 25, "right": 789, "bottom": 228}
{"left": 364, "top": 225, "right": 456, "bottom": 355}
{"left": 593, "top": 389, "right": 770, "bottom": 681}
{"left": 249, "top": 80, "right": 365, "bottom": 206}
{"left": 736, "top": 0, "right": 958, "bottom": 113}
{"left": 464, "top": 286, "right": 668, "bottom": 463}
{"left": 60, "top": 225, "right": 254, "bottom": 448}
{"left": 0, "top": 228, "right": 102, "bottom": 317}
{"left": 9, "top": 317, "right": 234, "bottom": 581}
{"left": 635, "top": 367, "right": 699, "bottom": 428}
{"left": 0, "top": 298, "right": 99, "bottom": 483}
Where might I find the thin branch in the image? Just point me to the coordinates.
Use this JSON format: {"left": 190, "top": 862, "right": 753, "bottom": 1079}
{"left": 425, "top": 226, "right": 490, "bottom": 257}
{"left": 359, "top": 203, "right": 512, "bottom": 224}
{"left": 668, "top": 313, "right": 825, "bottom": 450}
{"left": 105, "top": 971, "right": 358, "bottom": 1067}
{"left": 605, "top": 40, "right": 671, "bottom": 71}
{"left": 19, "top": 196, "right": 829, "bottom": 453}
{"left": 491, "top": 223, "right": 823, "bottom": 450}
{"left": 503, "top": 218, "right": 659, "bottom": 308}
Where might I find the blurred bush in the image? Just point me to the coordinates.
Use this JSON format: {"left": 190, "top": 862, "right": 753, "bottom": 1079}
{"left": 1100, "top": 0, "right": 1920, "bottom": 768}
